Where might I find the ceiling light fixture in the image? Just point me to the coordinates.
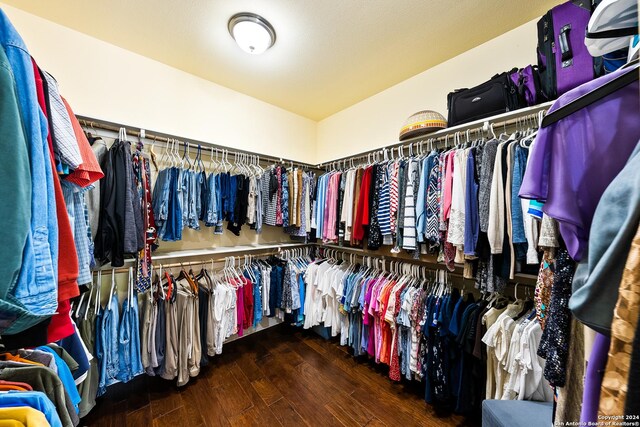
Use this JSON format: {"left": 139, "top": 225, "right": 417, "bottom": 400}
{"left": 228, "top": 12, "right": 276, "bottom": 55}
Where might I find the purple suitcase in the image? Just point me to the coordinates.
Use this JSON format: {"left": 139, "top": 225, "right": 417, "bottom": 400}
{"left": 537, "top": 1, "right": 597, "bottom": 99}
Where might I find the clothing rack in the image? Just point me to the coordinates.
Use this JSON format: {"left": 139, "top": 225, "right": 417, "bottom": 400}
{"left": 319, "top": 245, "right": 468, "bottom": 279}
{"left": 317, "top": 101, "right": 553, "bottom": 168}
{"left": 318, "top": 244, "right": 537, "bottom": 286}
{"left": 93, "top": 250, "right": 290, "bottom": 275}
{"left": 78, "top": 103, "right": 552, "bottom": 172}
{"left": 93, "top": 243, "right": 315, "bottom": 274}
{"left": 77, "top": 115, "right": 318, "bottom": 170}
{"left": 317, "top": 245, "right": 536, "bottom": 300}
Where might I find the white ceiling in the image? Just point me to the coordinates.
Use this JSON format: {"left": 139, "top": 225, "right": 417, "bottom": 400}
{"left": 4, "top": 0, "right": 558, "bottom": 120}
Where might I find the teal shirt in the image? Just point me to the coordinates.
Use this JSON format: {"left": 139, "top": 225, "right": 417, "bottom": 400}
{"left": 0, "top": 44, "right": 31, "bottom": 300}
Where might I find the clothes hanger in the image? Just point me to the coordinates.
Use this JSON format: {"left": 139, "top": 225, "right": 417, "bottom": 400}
{"left": 198, "top": 145, "right": 206, "bottom": 173}
{"left": 127, "top": 266, "right": 134, "bottom": 308}
{"left": 214, "top": 148, "right": 223, "bottom": 173}
{"left": 489, "top": 123, "right": 498, "bottom": 140}
{"left": 242, "top": 153, "right": 251, "bottom": 176}
{"left": 207, "top": 148, "right": 214, "bottom": 173}
{"left": 520, "top": 110, "right": 545, "bottom": 148}
{"left": 161, "top": 139, "right": 170, "bottom": 168}
{"left": 84, "top": 122, "right": 103, "bottom": 146}
{"left": 168, "top": 139, "right": 177, "bottom": 168}
{"left": 71, "top": 291, "right": 83, "bottom": 320}
{"left": 94, "top": 270, "right": 102, "bottom": 315}
{"left": 108, "top": 269, "right": 117, "bottom": 310}
{"left": 180, "top": 141, "right": 191, "bottom": 170}
{"left": 190, "top": 144, "right": 199, "bottom": 172}
{"left": 238, "top": 153, "right": 245, "bottom": 175}
{"left": 542, "top": 60, "right": 639, "bottom": 128}
{"left": 118, "top": 127, "right": 127, "bottom": 142}
{"left": 158, "top": 264, "right": 166, "bottom": 299}
{"left": 148, "top": 136, "right": 159, "bottom": 171}
{"left": 225, "top": 150, "right": 232, "bottom": 173}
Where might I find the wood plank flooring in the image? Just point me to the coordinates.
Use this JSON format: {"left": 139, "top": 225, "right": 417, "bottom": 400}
{"left": 81, "top": 325, "right": 478, "bottom": 427}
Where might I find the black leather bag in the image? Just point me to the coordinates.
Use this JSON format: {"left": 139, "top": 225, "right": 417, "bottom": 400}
{"left": 447, "top": 72, "right": 520, "bottom": 127}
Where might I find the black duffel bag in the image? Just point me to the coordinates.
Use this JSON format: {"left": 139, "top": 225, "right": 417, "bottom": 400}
{"left": 447, "top": 72, "right": 521, "bottom": 127}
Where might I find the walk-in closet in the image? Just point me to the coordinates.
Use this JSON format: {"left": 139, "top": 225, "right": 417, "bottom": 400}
{"left": 0, "top": 1, "right": 638, "bottom": 426}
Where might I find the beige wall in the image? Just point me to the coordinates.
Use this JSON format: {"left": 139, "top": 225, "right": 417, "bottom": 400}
{"left": 316, "top": 19, "right": 539, "bottom": 163}
{"left": 0, "top": 4, "right": 318, "bottom": 164}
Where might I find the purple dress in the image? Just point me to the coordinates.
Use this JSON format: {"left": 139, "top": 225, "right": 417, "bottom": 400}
{"left": 519, "top": 64, "right": 640, "bottom": 261}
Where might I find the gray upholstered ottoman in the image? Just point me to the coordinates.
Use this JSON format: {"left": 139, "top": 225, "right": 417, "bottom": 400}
{"left": 482, "top": 400, "right": 553, "bottom": 427}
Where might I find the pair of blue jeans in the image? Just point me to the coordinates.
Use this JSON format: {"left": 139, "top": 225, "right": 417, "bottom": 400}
{"left": 97, "top": 294, "right": 119, "bottom": 396}
{"left": 117, "top": 291, "right": 143, "bottom": 382}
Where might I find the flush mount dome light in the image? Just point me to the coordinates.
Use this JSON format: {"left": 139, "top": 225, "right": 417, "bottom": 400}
{"left": 228, "top": 12, "right": 276, "bottom": 55}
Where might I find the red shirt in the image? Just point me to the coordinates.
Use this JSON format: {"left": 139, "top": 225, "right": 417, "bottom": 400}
{"left": 352, "top": 166, "right": 372, "bottom": 241}
{"left": 32, "top": 58, "right": 79, "bottom": 302}
{"left": 62, "top": 97, "right": 103, "bottom": 187}
{"left": 32, "top": 58, "right": 78, "bottom": 342}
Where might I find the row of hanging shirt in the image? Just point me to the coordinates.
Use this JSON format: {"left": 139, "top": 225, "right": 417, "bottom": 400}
{"left": 481, "top": 285, "right": 554, "bottom": 404}
{"left": 302, "top": 251, "right": 551, "bottom": 415}
{"left": 90, "top": 128, "right": 157, "bottom": 281}
{"left": 151, "top": 142, "right": 317, "bottom": 241}
{"left": 74, "top": 250, "right": 311, "bottom": 392}
{"left": 313, "top": 116, "right": 560, "bottom": 294}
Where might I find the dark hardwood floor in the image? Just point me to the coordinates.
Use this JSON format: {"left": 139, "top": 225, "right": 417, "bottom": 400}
{"left": 81, "top": 325, "right": 478, "bottom": 427}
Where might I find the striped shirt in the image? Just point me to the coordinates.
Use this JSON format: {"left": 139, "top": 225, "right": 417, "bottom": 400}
{"left": 389, "top": 161, "right": 399, "bottom": 234}
{"left": 378, "top": 164, "right": 392, "bottom": 238}
{"left": 262, "top": 169, "right": 277, "bottom": 226}
{"left": 402, "top": 160, "right": 418, "bottom": 251}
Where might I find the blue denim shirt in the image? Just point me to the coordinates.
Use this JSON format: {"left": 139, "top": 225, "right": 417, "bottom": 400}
{"left": 205, "top": 173, "right": 217, "bottom": 227}
{"left": 214, "top": 173, "right": 223, "bottom": 234}
{"left": 0, "top": 10, "right": 57, "bottom": 330}
{"left": 195, "top": 171, "right": 204, "bottom": 222}
{"left": 178, "top": 168, "right": 189, "bottom": 226}
{"left": 118, "top": 290, "right": 143, "bottom": 383}
{"left": 167, "top": 167, "right": 183, "bottom": 241}
{"left": 98, "top": 294, "right": 120, "bottom": 394}
{"left": 511, "top": 145, "right": 528, "bottom": 244}
{"left": 187, "top": 170, "right": 199, "bottom": 230}
{"left": 152, "top": 168, "right": 170, "bottom": 227}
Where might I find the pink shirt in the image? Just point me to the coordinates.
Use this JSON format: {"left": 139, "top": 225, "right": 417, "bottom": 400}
{"left": 323, "top": 172, "right": 342, "bottom": 241}
{"left": 443, "top": 150, "right": 456, "bottom": 221}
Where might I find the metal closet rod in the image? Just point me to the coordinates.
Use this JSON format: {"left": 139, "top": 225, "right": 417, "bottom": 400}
{"left": 317, "top": 102, "right": 552, "bottom": 168}
{"left": 77, "top": 115, "right": 318, "bottom": 170}
{"left": 320, "top": 246, "right": 468, "bottom": 279}
{"left": 93, "top": 249, "right": 289, "bottom": 275}
{"left": 320, "top": 245, "right": 466, "bottom": 274}
{"left": 318, "top": 244, "right": 537, "bottom": 286}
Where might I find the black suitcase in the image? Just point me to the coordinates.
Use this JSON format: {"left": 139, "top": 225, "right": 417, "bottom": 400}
{"left": 447, "top": 72, "right": 520, "bottom": 127}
